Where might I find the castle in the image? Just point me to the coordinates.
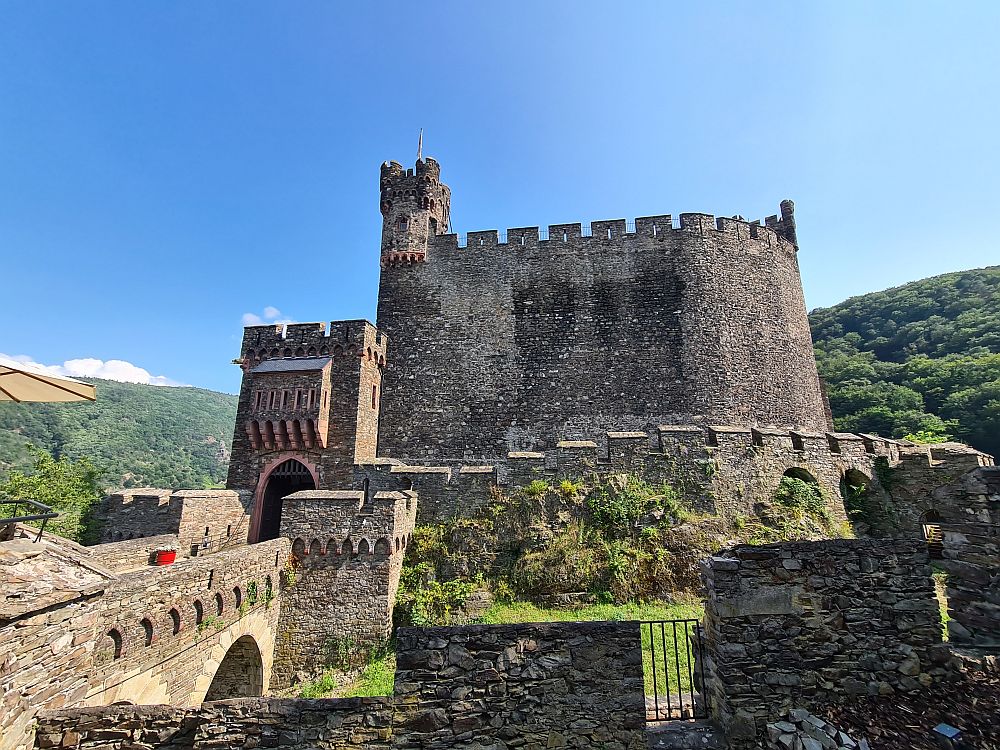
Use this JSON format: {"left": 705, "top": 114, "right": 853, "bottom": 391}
{"left": 227, "top": 154, "right": 897, "bottom": 538}
{"left": 5, "top": 154, "right": 998, "bottom": 750}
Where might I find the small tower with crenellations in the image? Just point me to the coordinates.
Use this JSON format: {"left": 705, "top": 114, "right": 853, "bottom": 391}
{"left": 379, "top": 157, "right": 451, "bottom": 267}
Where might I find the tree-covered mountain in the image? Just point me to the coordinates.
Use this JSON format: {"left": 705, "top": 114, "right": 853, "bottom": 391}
{"left": 0, "top": 379, "right": 237, "bottom": 490}
{"left": 810, "top": 266, "right": 1000, "bottom": 458}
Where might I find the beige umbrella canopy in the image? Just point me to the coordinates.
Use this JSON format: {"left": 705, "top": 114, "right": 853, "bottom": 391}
{"left": 0, "top": 357, "right": 96, "bottom": 403}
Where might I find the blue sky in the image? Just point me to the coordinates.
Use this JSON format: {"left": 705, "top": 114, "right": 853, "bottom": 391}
{"left": 2, "top": 1, "right": 997, "bottom": 394}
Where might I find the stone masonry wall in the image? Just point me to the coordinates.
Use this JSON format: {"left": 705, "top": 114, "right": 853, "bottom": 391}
{"left": 700, "top": 539, "right": 949, "bottom": 747}
{"left": 271, "top": 489, "right": 417, "bottom": 688}
{"left": 34, "top": 621, "right": 646, "bottom": 750}
{"left": 876, "top": 443, "right": 995, "bottom": 536}
{"left": 33, "top": 698, "right": 394, "bottom": 750}
{"left": 94, "top": 489, "right": 250, "bottom": 551}
{"left": 358, "top": 425, "right": 900, "bottom": 526}
{"left": 376, "top": 192, "right": 827, "bottom": 463}
{"left": 87, "top": 538, "right": 289, "bottom": 706}
{"left": 391, "top": 621, "right": 646, "bottom": 750}
{"left": 937, "top": 465, "right": 1000, "bottom": 647}
{"left": 87, "top": 534, "right": 182, "bottom": 573}
{"left": 1, "top": 530, "right": 112, "bottom": 750}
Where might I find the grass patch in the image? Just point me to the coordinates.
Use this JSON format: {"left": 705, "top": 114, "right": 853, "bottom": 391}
{"left": 933, "top": 567, "right": 950, "bottom": 640}
{"left": 341, "top": 651, "right": 396, "bottom": 697}
{"left": 474, "top": 598, "right": 702, "bottom": 625}
{"left": 475, "top": 598, "right": 705, "bottom": 698}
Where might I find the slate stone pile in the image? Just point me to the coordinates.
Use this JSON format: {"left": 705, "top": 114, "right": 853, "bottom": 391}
{"left": 766, "top": 708, "right": 870, "bottom": 750}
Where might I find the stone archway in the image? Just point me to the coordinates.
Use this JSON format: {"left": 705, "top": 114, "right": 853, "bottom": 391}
{"left": 203, "top": 635, "right": 264, "bottom": 701}
{"left": 254, "top": 458, "right": 316, "bottom": 542}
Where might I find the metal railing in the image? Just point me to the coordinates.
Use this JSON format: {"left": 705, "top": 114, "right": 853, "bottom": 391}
{"left": 0, "top": 497, "right": 59, "bottom": 542}
{"left": 643, "top": 618, "right": 708, "bottom": 722}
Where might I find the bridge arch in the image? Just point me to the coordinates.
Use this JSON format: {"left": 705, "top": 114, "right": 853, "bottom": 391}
{"left": 203, "top": 635, "right": 264, "bottom": 701}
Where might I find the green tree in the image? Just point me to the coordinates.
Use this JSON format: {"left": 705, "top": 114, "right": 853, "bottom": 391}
{"left": 0, "top": 445, "right": 102, "bottom": 543}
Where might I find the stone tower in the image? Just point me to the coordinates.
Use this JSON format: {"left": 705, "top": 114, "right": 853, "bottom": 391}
{"left": 226, "top": 321, "right": 387, "bottom": 542}
{"left": 379, "top": 157, "right": 451, "bottom": 267}
{"left": 376, "top": 155, "right": 831, "bottom": 461}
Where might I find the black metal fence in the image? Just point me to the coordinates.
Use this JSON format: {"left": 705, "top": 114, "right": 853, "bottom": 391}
{"left": 642, "top": 618, "right": 708, "bottom": 721}
{"left": 0, "top": 497, "right": 58, "bottom": 542}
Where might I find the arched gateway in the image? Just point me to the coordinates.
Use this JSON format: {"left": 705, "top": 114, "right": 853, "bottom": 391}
{"left": 255, "top": 459, "right": 315, "bottom": 542}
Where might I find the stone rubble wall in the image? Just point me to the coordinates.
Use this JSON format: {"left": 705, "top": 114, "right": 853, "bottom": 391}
{"left": 1, "top": 533, "right": 112, "bottom": 750}
{"left": 34, "top": 621, "right": 646, "bottom": 750}
{"left": 93, "top": 489, "right": 250, "bottom": 551}
{"left": 700, "top": 539, "right": 950, "bottom": 747}
{"left": 33, "top": 698, "right": 394, "bottom": 750}
{"left": 391, "top": 621, "right": 647, "bottom": 750}
{"left": 915, "top": 465, "right": 999, "bottom": 648}
{"left": 271, "top": 489, "right": 417, "bottom": 689}
{"left": 86, "top": 533, "right": 182, "bottom": 573}
{"left": 359, "top": 425, "right": 901, "bottom": 525}
{"left": 873, "top": 444, "right": 996, "bottom": 536}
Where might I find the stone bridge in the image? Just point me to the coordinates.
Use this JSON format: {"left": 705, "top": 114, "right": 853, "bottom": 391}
{"left": 1, "top": 526, "right": 289, "bottom": 750}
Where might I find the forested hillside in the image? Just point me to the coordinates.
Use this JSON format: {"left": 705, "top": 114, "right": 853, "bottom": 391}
{"left": 0, "top": 379, "right": 237, "bottom": 489}
{"left": 810, "top": 266, "right": 1000, "bottom": 457}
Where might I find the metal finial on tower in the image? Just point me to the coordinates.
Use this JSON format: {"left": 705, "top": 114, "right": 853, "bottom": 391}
{"left": 417, "top": 129, "right": 423, "bottom": 162}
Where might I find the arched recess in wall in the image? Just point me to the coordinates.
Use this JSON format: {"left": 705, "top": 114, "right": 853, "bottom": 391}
{"left": 203, "top": 635, "right": 264, "bottom": 701}
{"left": 254, "top": 458, "right": 316, "bottom": 543}
{"left": 839, "top": 468, "right": 873, "bottom": 534}
{"left": 920, "top": 510, "right": 944, "bottom": 559}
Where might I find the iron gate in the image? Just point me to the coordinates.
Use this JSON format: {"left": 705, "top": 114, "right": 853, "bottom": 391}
{"left": 642, "top": 618, "right": 708, "bottom": 721}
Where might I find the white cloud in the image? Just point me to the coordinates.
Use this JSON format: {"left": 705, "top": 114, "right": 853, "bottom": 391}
{"left": 0, "top": 353, "right": 188, "bottom": 388}
{"left": 241, "top": 306, "right": 295, "bottom": 327}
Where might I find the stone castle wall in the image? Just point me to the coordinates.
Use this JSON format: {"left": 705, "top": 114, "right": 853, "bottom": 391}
{"left": 84, "top": 537, "right": 289, "bottom": 707}
{"left": 87, "top": 533, "right": 181, "bottom": 572}
{"left": 94, "top": 489, "right": 249, "bottom": 551}
{"left": 271, "top": 489, "right": 417, "bottom": 688}
{"left": 357, "top": 425, "right": 901, "bottom": 525}
{"left": 700, "top": 539, "right": 950, "bottom": 747}
{"left": 935, "top": 465, "right": 999, "bottom": 647}
{"left": 391, "top": 621, "right": 646, "bottom": 749}
{"left": 34, "top": 621, "right": 645, "bottom": 750}
{"left": 375, "top": 201, "right": 828, "bottom": 463}
{"left": 0, "top": 526, "right": 289, "bottom": 750}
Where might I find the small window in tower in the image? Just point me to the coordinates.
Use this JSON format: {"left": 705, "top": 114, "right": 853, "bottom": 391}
{"left": 268, "top": 391, "right": 276, "bottom": 409}
{"left": 309, "top": 389, "right": 317, "bottom": 408}
{"left": 254, "top": 391, "right": 263, "bottom": 410}
{"left": 372, "top": 384, "right": 378, "bottom": 409}
{"left": 429, "top": 217, "right": 437, "bottom": 233}
{"left": 398, "top": 218, "right": 408, "bottom": 231}
{"left": 323, "top": 392, "right": 328, "bottom": 410}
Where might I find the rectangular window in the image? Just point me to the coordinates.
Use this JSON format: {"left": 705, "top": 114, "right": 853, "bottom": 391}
{"left": 283, "top": 390, "right": 291, "bottom": 408}
{"left": 372, "top": 384, "right": 378, "bottom": 409}
{"left": 254, "top": 391, "right": 262, "bottom": 410}
{"left": 268, "top": 391, "right": 276, "bottom": 409}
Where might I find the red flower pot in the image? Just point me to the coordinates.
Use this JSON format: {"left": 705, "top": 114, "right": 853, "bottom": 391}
{"left": 155, "top": 550, "right": 177, "bottom": 566}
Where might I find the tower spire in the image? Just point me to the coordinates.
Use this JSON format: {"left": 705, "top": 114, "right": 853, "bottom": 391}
{"left": 417, "top": 128, "right": 423, "bottom": 162}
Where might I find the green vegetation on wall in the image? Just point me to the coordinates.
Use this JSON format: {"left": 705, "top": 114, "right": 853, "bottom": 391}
{"left": 397, "top": 472, "right": 848, "bottom": 615}
{"left": 810, "top": 266, "right": 1000, "bottom": 457}
{"left": 0, "top": 378, "right": 237, "bottom": 489}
